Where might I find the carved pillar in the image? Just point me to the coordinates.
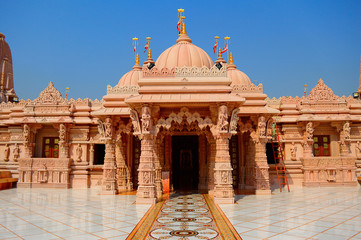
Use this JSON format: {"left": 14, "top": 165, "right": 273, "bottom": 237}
{"left": 23, "top": 124, "right": 33, "bottom": 158}
{"left": 252, "top": 115, "right": 271, "bottom": 195}
{"left": 254, "top": 139, "right": 271, "bottom": 194}
{"left": 59, "top": 123, "right": 69, "bottom": 158}
{"left": 89, "top": 143, "right": 94, "bottom": 165}
{"left": 154, "top": 138, "right": 163, "bottom": 199}
{"left": 303, "top": 122, "right": 314, "bottom": 158}
{"left": 212, "top": 105, "right": 234, "bottom": 204}
{"left": 198, "top": 134, "right": 207, "bottom": 190}
{"left": 136, "top": 106, "right": 157, "bottom": 204}
{"left": 207, "top": 135, "right": 216, "bottom": 193}
{"left": 213, "top": 133, "right": 234, "bottom": 203}
{"left": 101, "top": 117, "right": 117, "bottom": 195}
{"left": 340, "top": 121, "right": 351, "bottom": 156}
{"left": 116, "top": 132, "right": 128, "bottom": 191}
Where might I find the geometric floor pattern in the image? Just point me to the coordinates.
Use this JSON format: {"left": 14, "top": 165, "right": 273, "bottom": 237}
{"left": 0, "top": 186, "right": 361, "bottom": 239}
{"left": 136, "top": 194, "right": 241, "bottom": 239}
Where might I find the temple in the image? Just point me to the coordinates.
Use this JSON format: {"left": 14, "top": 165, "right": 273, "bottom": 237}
{"left": 0, "top": 13, "right": 360, "bottom": 205}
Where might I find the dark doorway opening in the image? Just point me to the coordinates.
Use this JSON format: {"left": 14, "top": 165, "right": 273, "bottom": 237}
{"left": 266, "top": 142, "right": 279, "bottom": 164}
{"left": 94, "top": 144, "right": 105, "bottom": 165}
{"left": 172, "top": 135, "right": 199, "bottom": 191}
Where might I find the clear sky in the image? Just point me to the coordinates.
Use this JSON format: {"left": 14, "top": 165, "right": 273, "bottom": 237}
{"left": 1, "top": 0, "right": 360, "bottom": 100}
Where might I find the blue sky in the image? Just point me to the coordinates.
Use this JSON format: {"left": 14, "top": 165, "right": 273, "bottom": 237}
{"left": 1, "top": 0, "right": 360, "bottom": 100}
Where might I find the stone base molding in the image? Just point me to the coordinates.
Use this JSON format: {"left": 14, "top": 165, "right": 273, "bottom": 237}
{"left": 302, "top": 156, "right": 357, "bottom": 187}
{"left": 17, "top": 158, "right": 71, "bottom": 188}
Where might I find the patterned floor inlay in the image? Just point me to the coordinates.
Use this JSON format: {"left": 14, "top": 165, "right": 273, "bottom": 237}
{"left": 129, "top": 193, "right": 242, "bottom": 239}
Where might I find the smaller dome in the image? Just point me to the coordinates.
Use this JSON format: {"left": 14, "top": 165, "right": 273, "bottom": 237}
{"left": 118, "top": 64, "right": 142, "bottom": 86}
{"left": 227, "top": 55, "right": 251, "bottom": 86}
{"left": 117, "top": 53, "right": 142, "bottom": 86}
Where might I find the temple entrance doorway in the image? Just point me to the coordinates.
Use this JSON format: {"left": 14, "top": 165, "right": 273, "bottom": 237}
{"left": 172, "top": 135, "right": 199, "bottom": 192}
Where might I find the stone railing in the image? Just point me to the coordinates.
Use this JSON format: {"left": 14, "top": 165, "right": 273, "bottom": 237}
{"left": 301, "top": 156, "right": 357, "bottom": 186}
{"left": 232, "top": 83, "right": 263, "bottom": 93}
{"left": 107, "top": 85, "right": 139, "bottom": 95}
{"left": 17, "top": 158, "right": 71, "bottom": 188}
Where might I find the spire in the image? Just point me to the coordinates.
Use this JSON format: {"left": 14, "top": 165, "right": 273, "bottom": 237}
{"left": 215, "top": 48, "right": 226, "bottom": 64}
{"left": 176, "top": 10, "right": 192, "bottom": 43}
{"left": 180, "top": 17, "right": 187, "bottom": 34}
{"left": 227, "top": 52, "right": 237, "bottom": 70}
{"left": 133, "top": 53, "right": 142, "bottom": 70}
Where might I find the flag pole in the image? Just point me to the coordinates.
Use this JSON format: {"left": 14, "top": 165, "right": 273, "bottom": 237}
{"left": 304, "top": 84, "right": 308, "bottom": 96}
{"left": 224, "top": 36, "right": 230, "bottom": 62}
{"left": 132, "top": 37, "right": 139, "bottom": 62}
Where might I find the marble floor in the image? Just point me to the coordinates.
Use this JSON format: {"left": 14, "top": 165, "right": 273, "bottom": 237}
{"left": 0, "top": 186, "right": 360, "bottom": 239}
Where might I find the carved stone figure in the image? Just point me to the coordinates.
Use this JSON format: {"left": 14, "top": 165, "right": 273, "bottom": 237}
{"left": 76, "top": 144, "right": 82, "bottom": 162}
{"left": 105, "top": 118, "right": 112, "bottom": 138}
{"left": 130, "top": 110, "right": 141, "bottom": 134}
{"left": 141, "top": 106, "right": 151, "bottom": 133}
{"left": 97, "top": 119, "right": 105, "bottom": 138}
{"left": 217, "top": 105, "right": 228, "bottom": 132}
{"left": 4, "top": 144, "right": 10, "bottom": 162}
{"left": 258, "top": 116, "right": 266, "bottom": 137}
{"left": 13, "top": 143, "right": 20, "bottom": 161}
{"left": 305, "top": 122, "right": 314, "bottom": 141}
{"left": 228, "top": 108, "right": 240, "bottom": 133}
{"left": 59, "top": 124, "right": 66, "bottom": 141}
{"left": 290, "top": 142, "right": 297, "bottom": 161}
{"left": 23, "top": 124, "right": 30, "bottom": 144}
{"left": 343, "top": 122, "right": 351, "bottom": 140}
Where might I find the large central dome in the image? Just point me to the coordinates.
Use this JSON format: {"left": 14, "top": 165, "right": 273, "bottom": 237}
{"left": 155, "top": 24, "right": 214, "bottom": 69}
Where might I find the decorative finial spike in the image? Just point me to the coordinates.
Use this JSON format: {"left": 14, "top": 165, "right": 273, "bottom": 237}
{"left": 180, "top": 17, "right": 187, "bottom": 35}
{"left": 229, "top": 52, "right": 233, "bottom": 64}
{"left": 135, "top": 54, "right": 140, "bottom": 65}
{"left": 148, "top": 48, "right": 152, "bottom": 59}
{"left": 218, "top": 48, "right": 222, "bottom": 58}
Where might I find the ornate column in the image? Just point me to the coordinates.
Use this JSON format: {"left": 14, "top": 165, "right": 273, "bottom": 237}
{"left": 303, "top": 122, "right": 314, "bottom": 158}
{"left": 136, "top": 106, "right": 157, "bottom": 204}
{"left": 340, "top": 121, "right": 351, "bottom": 156}
{"left": 115, "top": 131, "right": 128, "bottom": 191}
{"left": 101, "top": 117, "right": 117, "bottom": 195}
{"left": 22, "top": 124, "right": 33, "bottom": 158}
{"left": 213, "top": 105, "right": 234, "bottom": 204}
{"left": 253, "top": 116, "right": 271, "bottom": 195}
{"left": 198, "top": 134, "right": 207, "bottom": 190}
{"left": 59, "top": 124, "right": 69, "bottom": 158}
{"left": 206, "top": 133, "right": 216, "bottom": 194}
{"left": 154, "top": 137, "right": 163, "bottom": 199}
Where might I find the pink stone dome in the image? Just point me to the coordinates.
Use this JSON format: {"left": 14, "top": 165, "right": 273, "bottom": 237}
{"left": 155, "top": 32, "right": 214, "bottom": 69}
{"left": 227, "top": 62, "right": 252, "bottom": 86}
{"left": 117, "top": 64, "right": 142, "bottom": 86}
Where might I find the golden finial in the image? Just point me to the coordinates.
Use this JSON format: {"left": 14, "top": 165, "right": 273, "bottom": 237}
{"left": 304, "top": 84, "right": 308, "bottom": 96}
{"left": 65, "top": 87, "right": 70, "bottom": 99}
{"left": 148, "top": 48, "right": 152, "bottom": 59}
{"left": 180, "top": 16, "right": 187, "bottom": 34}
{"left": 229, "top": 52, "right": 233, "bottom": 64}
{"left": 135, "top": 53, "right": 140, "bottom": 65}
{"left": 218, "top": 48, "right": 222, "bottom": 58}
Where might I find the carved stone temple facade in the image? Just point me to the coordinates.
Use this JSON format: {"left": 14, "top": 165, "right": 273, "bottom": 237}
{"left": 0, "top": 19, "right": 360, "bottom": 204}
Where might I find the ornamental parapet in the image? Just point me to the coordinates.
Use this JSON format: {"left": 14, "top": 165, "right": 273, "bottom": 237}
{"left": 232, "top": 83, "right": 263, "bottom": 93}
{"left": 107, "top": 85, "right": 139, "bottom": 95}
{"left": 142, "top": 65, "right": 227, "bottom": 78}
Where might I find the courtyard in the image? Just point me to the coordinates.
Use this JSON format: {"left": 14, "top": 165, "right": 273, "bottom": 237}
{"left": 0, "top": 186, "right": 360, "bottom": 239}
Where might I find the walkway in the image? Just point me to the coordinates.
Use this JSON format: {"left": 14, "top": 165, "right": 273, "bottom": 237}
{"left": 0, "top": 187, "right": 360, "bottom": 239}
